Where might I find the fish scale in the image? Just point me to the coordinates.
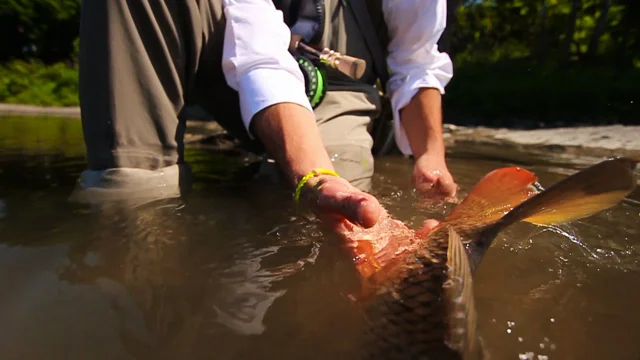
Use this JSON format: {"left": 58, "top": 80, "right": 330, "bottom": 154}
{"left": 359, "top": 226, "right": 470, "bottom": 360}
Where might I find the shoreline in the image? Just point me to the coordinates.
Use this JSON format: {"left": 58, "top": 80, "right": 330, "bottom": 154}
{"left": 1, "top": 103, "right": 639, "bottom": 158}
{"left": 0, "top": 103, "right": 82, "bottom": 118}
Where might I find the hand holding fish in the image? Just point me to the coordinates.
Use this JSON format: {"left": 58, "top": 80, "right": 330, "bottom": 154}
{"left": 317, "top": 157, "right": 639, "bottom": 359}
{"left": 299, "top": 174, "right": 384, "bottom": 233}
{"left": 297, "top": 170, "right": 443, "bottom": 248}
{"left": 296, "top": 157, "right": 638, "bottom": 360}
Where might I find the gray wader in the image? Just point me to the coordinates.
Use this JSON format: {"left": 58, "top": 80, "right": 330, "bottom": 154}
{"left": 71, "top": 0, "right": 390, "bottom": 205}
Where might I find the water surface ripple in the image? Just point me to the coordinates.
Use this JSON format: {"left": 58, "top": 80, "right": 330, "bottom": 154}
{"left": 0, "top": 116, "right": 639, "bottom": 360}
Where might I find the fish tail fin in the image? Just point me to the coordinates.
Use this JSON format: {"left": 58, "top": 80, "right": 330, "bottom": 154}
{"left": 495, "top": 156, "right": 639, "bottom": 230}
{"left": 440, "top": 166, "right": 540, "bottom": 229}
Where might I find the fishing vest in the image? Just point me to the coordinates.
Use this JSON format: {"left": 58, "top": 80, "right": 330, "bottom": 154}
{"left": 273, "top": 0, "right": 396, "bottom": 155}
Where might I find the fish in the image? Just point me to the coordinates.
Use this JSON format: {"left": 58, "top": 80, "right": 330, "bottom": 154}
{"left": 338, "top": 156, "right": 640, "bottom": 360}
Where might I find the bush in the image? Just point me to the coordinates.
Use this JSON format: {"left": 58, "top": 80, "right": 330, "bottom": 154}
{"left": 443, "top": 59, "right": 640, "bottom": 126}
{"left": 0, "top": 0, "right": 81, "bottom": 63}
{"left": 0, "top": 60, "right": 78, "bottom": 106}
{"left": 0, "top": 58, "right": 638, "bottom": 127}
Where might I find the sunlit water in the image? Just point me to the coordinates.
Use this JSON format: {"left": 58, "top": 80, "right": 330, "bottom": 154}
{"left": 0, "top": 116, "right": 639, "bottom": 360}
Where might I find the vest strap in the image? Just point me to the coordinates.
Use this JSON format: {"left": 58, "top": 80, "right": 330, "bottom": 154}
{"left": 339, "top": 0, "right": 390, "bottom": 89}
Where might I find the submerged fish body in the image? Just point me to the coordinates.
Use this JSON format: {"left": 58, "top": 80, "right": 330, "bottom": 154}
{"left": 355, "top": 226, "right": 480, "bottom": 360}
{"left": 342, "top": 157, "right": 640, "bottom": 360}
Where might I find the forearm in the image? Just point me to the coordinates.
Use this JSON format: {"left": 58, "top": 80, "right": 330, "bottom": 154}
{"left": 398, "top": 88, "right": 446, "bottom": 159}
{"left": 383, "top": 0, "right": 451, "bottom": 157}
{"left": 250, "top": 102, "right": 335, "bottom": 186}
{"left": 221, "top": 0, "right": 326, "bottom": 187}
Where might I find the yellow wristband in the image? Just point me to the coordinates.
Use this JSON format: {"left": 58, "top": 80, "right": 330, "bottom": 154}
{"left": 294, "top": 168, "right": 340, "bottom": 202}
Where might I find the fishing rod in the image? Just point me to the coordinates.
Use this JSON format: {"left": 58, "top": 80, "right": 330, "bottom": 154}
{"left": 289, "top": 35, "right": 367, "bottom": 80}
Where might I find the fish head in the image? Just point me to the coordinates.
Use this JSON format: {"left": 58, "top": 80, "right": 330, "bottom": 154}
{"left": 337, "top": 207, "right": 415, "bottom": 278}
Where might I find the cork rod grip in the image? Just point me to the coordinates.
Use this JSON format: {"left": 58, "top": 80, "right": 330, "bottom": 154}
{"left": 334, "top": 54, "right": 366, "bottom": 80}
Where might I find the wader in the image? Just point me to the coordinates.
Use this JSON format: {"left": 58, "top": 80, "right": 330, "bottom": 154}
{"left": 72, "top": 0, "right": 392, "bottom": 205}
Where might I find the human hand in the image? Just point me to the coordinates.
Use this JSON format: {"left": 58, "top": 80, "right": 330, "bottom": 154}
{"left": 413, "top": 152, "right": 458, "bottom": 201}
{"left": 300, "top": 174, "right": 382, "bottom": 234}
{"left": 299, "top": 174, "right": 443, "bottom": 247}
{"left": 297, "top": 174, "right": 449, "bottom": 284}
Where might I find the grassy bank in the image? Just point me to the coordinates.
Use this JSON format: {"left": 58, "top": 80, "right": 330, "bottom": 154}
{"left": 1, "top": 59, "right": 639, "bottom": 126}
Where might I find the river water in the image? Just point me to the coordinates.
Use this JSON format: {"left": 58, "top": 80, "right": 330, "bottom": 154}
{"left": 0, "top": 115, "right": 639, "bottom": 360}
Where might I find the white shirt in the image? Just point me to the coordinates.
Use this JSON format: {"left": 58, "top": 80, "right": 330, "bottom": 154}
{"left": 221, "top": 0, "right": 453, "bottom": 155}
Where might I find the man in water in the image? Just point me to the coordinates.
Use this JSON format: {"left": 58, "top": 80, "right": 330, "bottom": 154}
{"left": 73, "top": 0, "right": 457, "bottom": 231}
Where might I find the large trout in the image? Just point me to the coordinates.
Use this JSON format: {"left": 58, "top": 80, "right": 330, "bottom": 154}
{"left": 338, "top": 156, "right": 639, "bottom": 360}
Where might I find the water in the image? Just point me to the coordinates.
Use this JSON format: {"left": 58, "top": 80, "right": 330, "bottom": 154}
{"left": 0, "top": 115, "right": 639, "bottom": 360}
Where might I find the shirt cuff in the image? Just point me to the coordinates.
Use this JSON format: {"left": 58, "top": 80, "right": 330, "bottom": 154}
{"left": 237, "top": 67, "right": 314, "bottom": 138}
{"left": 389, "top": 72, "right": 449, "bottom": 156}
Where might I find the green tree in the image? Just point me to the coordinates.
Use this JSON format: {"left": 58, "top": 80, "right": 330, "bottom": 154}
{"left": 0, "top": 0, "right": 81, "bottom": 63}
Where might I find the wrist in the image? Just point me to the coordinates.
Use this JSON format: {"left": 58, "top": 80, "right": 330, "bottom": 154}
{"left": 413, "top": 136, "right": 445, "bottom": 160}
{"left": 294, "top": 169, "right": 340, "bottom": 202}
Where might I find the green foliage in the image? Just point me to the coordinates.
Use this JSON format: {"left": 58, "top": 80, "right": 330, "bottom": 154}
{"left": 0, "top": 60, "right": 79, "bottom": 106}
{"left": 0, "top": 0, "right": 81, "bottom": 62}
{"left": 0, "top": 0, "right": 80, "bottom": 30}
{"left": 444, "top": 60, "right": 640, "bottom": 125}
{"left": 0, "top": 0, "right": 638, "bottom": 126}
{"left": 451, "top": 0, "right": 639, "bottom": 67}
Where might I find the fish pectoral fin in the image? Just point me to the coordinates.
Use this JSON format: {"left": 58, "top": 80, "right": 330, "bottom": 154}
{"left": 443, "top": 227, "right": 478, "bottom": 355}
{"left": 442, "top": 166, "right": 540, "bottom": 227}
{"left": 353, "top": 240, "right": 384, "bottom": 281}
{"left": 349, "top": 253, "right": 409, "bottom": 304}
{"left": 498, "top": 156, "right": 640, "bottom": 228}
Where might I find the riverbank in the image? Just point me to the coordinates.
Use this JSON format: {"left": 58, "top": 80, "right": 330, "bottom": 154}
{"left": 441, "top": 124, "right": 640, "bottom": 169}
{"left": 1, "top": 103, "right": 639, "bottom": 162}
{"left": 3, "top": 59, "right": 640, "bottom": 125}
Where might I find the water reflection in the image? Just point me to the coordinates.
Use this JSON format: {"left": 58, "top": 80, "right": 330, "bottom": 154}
{"left": 0, "top": 116, "right": 639, "bottom": 360}
{"left": 26, "top": 185, "right": 364, "bottom": 359}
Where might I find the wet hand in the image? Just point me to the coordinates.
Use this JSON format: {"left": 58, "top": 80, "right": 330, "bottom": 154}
{"left": 300, "top": 175, "right": 382, "bottom": 233}
{"left": 413, "top": 152, "right": 458, "bottom": 201}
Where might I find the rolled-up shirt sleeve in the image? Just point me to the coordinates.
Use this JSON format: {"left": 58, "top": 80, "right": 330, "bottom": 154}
{"left": 382, "top": 0, "right": 453, "bottom": 155}
{"left": 222, "top": 0, "right": 313, "bottom": 138}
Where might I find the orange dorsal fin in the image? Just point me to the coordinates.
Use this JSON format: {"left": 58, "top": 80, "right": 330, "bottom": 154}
{"left": 441, "top": 166, "right": 540, "bottom": 229}
{"left": 350, "top": 240, "right": 413, "bottom": 303}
